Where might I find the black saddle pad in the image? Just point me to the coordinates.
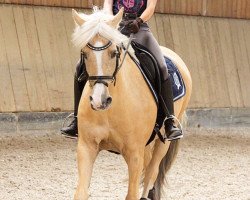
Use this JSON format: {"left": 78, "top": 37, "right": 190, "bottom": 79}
{"left": 165, "top": 57, "right": 186, "bottom": 101}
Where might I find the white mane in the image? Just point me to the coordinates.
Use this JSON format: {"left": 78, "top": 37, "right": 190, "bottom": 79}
{"left": 72, "top": 9, "right": 129, "bottom": 49}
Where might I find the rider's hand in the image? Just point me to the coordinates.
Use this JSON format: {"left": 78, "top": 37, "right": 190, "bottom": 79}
{"left": 126, "top": 17, "right": 143, "bottom": 34}
{"left": 119, "top": 20, "right": 132, "bottom": 36}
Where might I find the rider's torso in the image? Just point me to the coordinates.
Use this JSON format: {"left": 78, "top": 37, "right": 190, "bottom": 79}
{"left": 113, "top": 0, "right": 147, "bottom": 16}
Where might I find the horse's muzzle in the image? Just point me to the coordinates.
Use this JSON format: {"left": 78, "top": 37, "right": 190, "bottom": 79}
{"left": 89, "top": 95, "right": 112, "bottom": 111}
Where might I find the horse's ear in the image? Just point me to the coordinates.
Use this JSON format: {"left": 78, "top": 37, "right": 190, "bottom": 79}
{"left": 108, "top": 7, "right": 124, "bottom": 28}
{"left": 72, "top": 9, "right": 85, "bottom": 26}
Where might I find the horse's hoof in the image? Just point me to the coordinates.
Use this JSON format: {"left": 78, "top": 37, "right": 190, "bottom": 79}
{"left": 148, "top": 187, "right": 156, "bottom": 200}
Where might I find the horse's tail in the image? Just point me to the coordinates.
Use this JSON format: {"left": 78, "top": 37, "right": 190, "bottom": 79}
{"left": 154, "top": 140, "right": 180, "bottom": 199}
{"left": 154, "top": 112, "right": 186, "bottom": 199}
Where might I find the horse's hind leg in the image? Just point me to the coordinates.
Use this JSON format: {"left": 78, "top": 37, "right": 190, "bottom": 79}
{"left": 141, "top": 139, "right": 170, "bottom": 199}
{"left": 74, "top": 139, "right": 99, "bottom": 200}
{"left": 123, "top": 146, "right": 145, "bottom": 200}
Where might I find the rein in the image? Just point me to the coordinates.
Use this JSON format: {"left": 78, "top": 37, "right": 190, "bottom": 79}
{"left": 86, "top": 36, "right": 133, "bottom": 87}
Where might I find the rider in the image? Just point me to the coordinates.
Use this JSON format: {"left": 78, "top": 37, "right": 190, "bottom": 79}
{"left": 61, "top": 0, "right": 183, "bottom": 141}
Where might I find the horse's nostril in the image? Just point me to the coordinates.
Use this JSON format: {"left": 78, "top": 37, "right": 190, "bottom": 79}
{"left": 89, "top": 96, "right": 93, "bottom": 102}
{"left": 106, "top": 97, "right": 112, "bottom": 105}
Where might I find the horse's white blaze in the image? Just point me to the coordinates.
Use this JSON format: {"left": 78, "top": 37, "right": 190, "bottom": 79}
{"left": 91, "top": 41, "right": 106, "bottom": 108}
{"left": 91, "top": 83, "right": 106, "bottom": 108}
{"left": 93, "top": 41, "right": 104, "bottom": 76}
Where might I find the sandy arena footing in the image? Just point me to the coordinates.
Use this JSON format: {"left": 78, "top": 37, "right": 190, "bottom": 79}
{"left": 0, "top": 128, "right": 249, "bottom": 200}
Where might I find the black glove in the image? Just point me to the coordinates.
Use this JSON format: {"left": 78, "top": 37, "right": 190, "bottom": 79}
{"left": 126, "top": 17, "right": 144, "bottom": 34}
{"left": 119, "top": 20, "right": 132, "bottom": 36}
{"left": 119, "top": 17, "right": 143, "bottom": 36}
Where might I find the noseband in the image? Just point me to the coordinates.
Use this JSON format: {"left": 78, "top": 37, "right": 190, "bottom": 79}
{"left": 86, "top": 41, "right": 121, "bottom": 87}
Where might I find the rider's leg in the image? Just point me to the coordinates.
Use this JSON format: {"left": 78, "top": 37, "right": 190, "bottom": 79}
{"left": 61, "top": 59, "right": 87, "bottom": 138}
{"left": 160, "top": 76, "right": 183, "bottom": 139}
{"left": 133, "top": 25, "right": 183, "bottom": 140}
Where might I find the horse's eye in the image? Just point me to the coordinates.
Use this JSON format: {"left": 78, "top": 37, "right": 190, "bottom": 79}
{"left": 110, "top": 50, "right": 119, "bottom": 59}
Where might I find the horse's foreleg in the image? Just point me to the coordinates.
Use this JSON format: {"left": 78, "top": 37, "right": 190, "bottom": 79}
{"left": 124, "top": 147, "right": 144, "bottom": 200}
{"left": 74, "top": 140, "right": 99, "bottom": 200}
{"left": 141, "top": 139, "right": 170, "bottom": 199}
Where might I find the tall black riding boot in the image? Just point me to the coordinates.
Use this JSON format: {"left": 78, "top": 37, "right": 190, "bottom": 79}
{"left": 160, "top": 77, "right": 183, "bottom": 141}
{"left": 61, "top": 73, "right": 87, "bottom": 138}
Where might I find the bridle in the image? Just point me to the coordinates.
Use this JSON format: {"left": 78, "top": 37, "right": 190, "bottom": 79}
{"left": 85, "top": 41, "right": 121, "bottom": 87}
{"left": 83, "top": 36, "right": 132, "bottom": 88}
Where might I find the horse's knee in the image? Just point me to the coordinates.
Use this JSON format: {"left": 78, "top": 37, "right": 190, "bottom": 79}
{"left": 123, "top": 147, "right": 144, "bottom": 167}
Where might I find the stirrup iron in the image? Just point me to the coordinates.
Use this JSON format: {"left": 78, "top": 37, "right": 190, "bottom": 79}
{"left": 163, "top": 115, "right": 183, "bottom": 140}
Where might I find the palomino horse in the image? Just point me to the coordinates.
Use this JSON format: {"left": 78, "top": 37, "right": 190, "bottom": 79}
{"left": 72, "top": 8, "right": 192, "bottom": 200}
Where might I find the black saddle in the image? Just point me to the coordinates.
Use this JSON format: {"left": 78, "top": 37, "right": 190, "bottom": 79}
{"left": 129, "top": 41, "right": 186, "bottom": 145}
{"left": 130, "top": 41, "right": 162, "bottom": 106}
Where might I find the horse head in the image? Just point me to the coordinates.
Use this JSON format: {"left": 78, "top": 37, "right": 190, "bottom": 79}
{"left": 72, "top": 8, "right": 127, "bottom": 111}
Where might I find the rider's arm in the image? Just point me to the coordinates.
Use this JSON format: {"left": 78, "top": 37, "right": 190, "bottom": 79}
{"left": 140, "top": 0, "right": 157, "bottom": 22}
{"left": 103, "top": 0, "right": 114, "bottom": 15}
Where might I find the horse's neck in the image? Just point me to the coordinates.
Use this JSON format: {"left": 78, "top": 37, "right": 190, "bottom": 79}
{"left": 107, "top": 51, "right": 157, "bottom": 134}
{"left": 112, "top": 53, "right": 140, "bottom": 92}
{"left": 110, "top": 52, "right": 150, "bottom": 101}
